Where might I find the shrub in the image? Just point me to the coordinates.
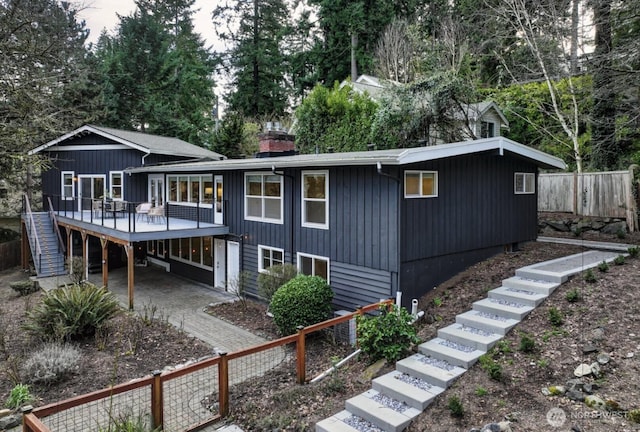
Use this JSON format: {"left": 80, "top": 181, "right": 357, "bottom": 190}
{"left": 628, "top": 246, "right": 639, "bottom": 258}
{"left": 549, "top": 307, "right": 564, "bottom": 327}
{"left": 598, "top": 260, "right": 609, "bottom": 272}
{"left": 583, "top": 269, "right": 597, "bottom": 283}
{"left": 24, "top": 343, "right": 81, "bottom": 384}
{"left": 356, "top": 304, "right": 421, "bottom": 363}
{"left": 614, "top": 255, "right": 626, "bottom": 265}
{"left": 269, "top": 275, "right": 333, "bottom": 335}
{"left": 518, "top": 333, "right": 536, "bottom": 353}
{"left": 99, "top": 412, "right": 161, "bottom": 432}
{"left": 257, "top": 263, "right": 298, "bottom": 301}
{"left": 479, "top": 352, "right": 503, "bottom": 381}
{"left": 565, "top": 288, "right": 581, "bottom": 302}
{"left": 5, "top": 384, "right": 33, "bottom": 409}
{"left": 24, "top": 283, "right": 120, "bottom": 341}
{"left": 10, "top": 280, "right": 39, "bottom": 296}
{"left": 475, "top": 386, "right": 488, "bottom": 396}
{"left": 447, "top": 395, "right": 464, "bottom": 417}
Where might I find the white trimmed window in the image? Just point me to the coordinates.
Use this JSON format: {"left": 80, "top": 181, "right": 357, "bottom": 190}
{"left": 167, "top": 175, "right": 213, "bottom": 205}
{"left": 480, "top": 121, "right": 496, "bottom": 138}
{"left": 169, "top": 237, "right": 212, "bottom": 269}
{"left": 109, "top": 171, "right": 123, "bottom": 200}
{"left": 297, "top": 252, "right": 329, "bottom": 282}
{"left": 404, "top": 171, "right": 438, "bottom": 198}
{"left": 515, "top": 172, "right": 535, "bottom": 194}
{"left": 302, "top": 171, "right": 329, "bottom": 229}
{"left": 147, "top": 240, "right": 166, "bottom": 258}
{"left": 61, "top": 171, "right": 75, "bottom": 200}
{"left": 245, "top": 173, "right": 283, "bottom": 223}
{"left": 258, "top": 245, "right": 284, "bottom": 273}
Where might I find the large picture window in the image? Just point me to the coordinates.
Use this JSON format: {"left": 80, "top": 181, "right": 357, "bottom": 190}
{"left": 167, "top": 175, "right": 213, "bottom": 205}
{"left": 245, "top": 173, "right": 283, "bottom": 223}
{"left": 258, "top": 245, "right": 284, "bottom": 273}
{"left": 404, "top": 171, "right": 438, "bottom": 198}
{"left": 61, "top": 171, "right": 74, "bottom": 200}
{"left": 302, "top": 171, "right": 328, "bottom": 229}
{"left": 514, "top": 172, "right": 535, "bottom": 194}
{"left": 169, "top": 236, "right": 213, "bottom": 269}
{"left": 297, "top": 253, "right": 329, "bottom": 282}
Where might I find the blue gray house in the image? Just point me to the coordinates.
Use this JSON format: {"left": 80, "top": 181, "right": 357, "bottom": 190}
{"left": 23, "top": 125, "right": 565, "bottom": 310}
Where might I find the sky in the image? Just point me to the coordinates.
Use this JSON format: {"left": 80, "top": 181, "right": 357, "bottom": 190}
{"left": 78, "top": 0, "right": 224, "bottom": 51}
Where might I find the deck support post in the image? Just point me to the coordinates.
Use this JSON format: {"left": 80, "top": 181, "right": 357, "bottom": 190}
{"left": 101, "top": 238, "right": 109, "bottom": 287}
{"left": 124, "top": 244, "right": 135, "bottom": 310}
{"left": 81, "top": 231, "right": 88, "bottom": 281}
{"left": 21, "top": 221, "right": 30, "bottom": 270}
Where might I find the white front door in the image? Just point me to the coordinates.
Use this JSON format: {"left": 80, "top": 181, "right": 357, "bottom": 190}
{"left": 214, "top": 238, "right": 226, "bottom": 289}
{"left": 148, "top": 175, "right": 164, "bottom": 206}
{"left": 227, "top": 241, "right": 240, "bottom": 293}
{"left": 214, "top": 175, "right": 223, "bottom": 224}
{"left": 78, "top": 175, "right": 106, "bottom": 211}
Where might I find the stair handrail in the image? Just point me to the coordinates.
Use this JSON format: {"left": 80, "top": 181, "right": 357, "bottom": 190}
{"left": 23, "top": 194, "right": 42, "bottom": 274}
{"left": 46, "top": 196, "right": 66, "bottom": 254}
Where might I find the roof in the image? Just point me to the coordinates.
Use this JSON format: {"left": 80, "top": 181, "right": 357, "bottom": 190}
{"left": 28, "top": 124, "right": 225, "bottom": 160}
{"left": 125, "top": 136, "right": 567, "bottom": 174}
{"left": 465, "top": 101, "right": 510, "bottom": 129}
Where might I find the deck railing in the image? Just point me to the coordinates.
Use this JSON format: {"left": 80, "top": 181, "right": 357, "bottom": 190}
{"left": 22, "top": 194, "right": 42, "bottom": 273}
{"left": 22, "top": 299, "right": 393, "bottom": 432}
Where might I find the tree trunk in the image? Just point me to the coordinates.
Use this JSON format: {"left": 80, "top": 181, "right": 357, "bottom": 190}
{"left": 351, "top": 32, "right": 358, "bottom": 81}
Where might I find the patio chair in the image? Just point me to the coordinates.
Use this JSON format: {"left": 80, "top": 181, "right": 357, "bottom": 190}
{"left": 136, "top": 202, "right": 152, "bottom": 221}
{"left": 148, "top": 205, "right": 165, "bottom": 224}
{"left": 92, "top": 200, "right": 102, "bottom": 218}
{"left": 114, "top": 200, "right": 126, "bottom": 217}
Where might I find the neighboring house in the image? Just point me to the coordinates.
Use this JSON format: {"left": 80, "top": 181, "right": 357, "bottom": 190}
{"left": 343, "top": 74, "right": 509, "bottom": 142}
{"left": 23, "top": 124, "right": 565, "bottom": 310}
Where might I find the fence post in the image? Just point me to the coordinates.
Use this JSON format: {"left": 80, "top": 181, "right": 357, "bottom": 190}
{"left": 218, "top": 352, "right": 229, "bottom": 417}
{"left": 296, "top": 326, "right": 306, "bottom": 384}
{"left": 151, "top": 370, "right": 163, "bottom": 430}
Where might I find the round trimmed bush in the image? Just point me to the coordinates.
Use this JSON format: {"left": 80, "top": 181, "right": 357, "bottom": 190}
{"left": 269, "top": 275, "right": 333, "bottom": 335}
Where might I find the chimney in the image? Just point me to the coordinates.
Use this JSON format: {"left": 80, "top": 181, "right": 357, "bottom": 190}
{"left": 256, "top": 123, "right": 296, "bottom": 158}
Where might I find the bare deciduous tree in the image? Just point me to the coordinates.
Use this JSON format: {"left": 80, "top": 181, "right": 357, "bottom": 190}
{"left": 374, "top": 19, "right": 417, "bottom": 84}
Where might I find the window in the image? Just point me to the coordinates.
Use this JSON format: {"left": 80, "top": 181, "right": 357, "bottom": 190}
{"left": 515, "top": 172, "right": 535, "bottom": 194}
{"left": 302, "top": 171, "right": 328, "bottom": 229}
{"left": 297, "top": 253, "right": 329, "bottom": 282}
{"left": 480, "top": 121, "right": 495, "bottom": 138}
{"left": 109, "top": 171, "right": 123, "bottom": 200}
{"left": 405, "top": 171, "right": 438, "bottom": 198}
{"left": 258, "top": 245, "right": 284, "bottom": 273}
{"left": 245, "top": 173, "right": 283, "bottom": 223}
{"left": 146, "top": 240, "right": 165, "bottom": 258}
{"left": 167, "top": 175, "right": 213, "bottom": 205}
{"left": 61, "top": 171, "right": 75, "bottom": 200}
{"left": 169, "top": 236, "right": 212, "bottom": 269}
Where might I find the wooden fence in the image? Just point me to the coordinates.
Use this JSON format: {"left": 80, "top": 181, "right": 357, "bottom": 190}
{"left": 538, "top": 166, "right": 639, "bottom": 232}
{"left": 22, "top": 299, "right": 393, "bottom": 432}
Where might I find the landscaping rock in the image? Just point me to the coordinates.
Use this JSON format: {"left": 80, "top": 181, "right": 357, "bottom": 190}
{"left": 596, "top": 353, "right": 610, "bottom": 364}
{"left": 591, "top": 327, "right": 605, "bottom": 342}
{"left": 582, "top": 344, "right": 598, "bottom": 354}
{"left": 585, "top": 395, "right": 606, "bottom": 410}
{"left": 566, "top": 389, "right": 586, "bottom": 402}
{"left": 601, "top": 221, "right": 627, "bottom": 235}
{"left": 0, "top": 414, "right": 20, "bottom": 430}
{"left": 590, "top": 362, "right": 601, "bottom": 378}
{"left": 574, "top": 363, "right": 592, "bottom": 377}
{"left": 504, "top": 412, "right": 521, "bottom": 422}
{"left": 0, "top": 409, "right": 11, "bottom": 418}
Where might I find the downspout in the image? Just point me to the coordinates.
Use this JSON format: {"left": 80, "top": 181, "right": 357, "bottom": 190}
{"left": 271, "top": 165, "right": 295, "bottom": 264}
{"left": 141, "top": 149, "right": 151, "bottom": 166}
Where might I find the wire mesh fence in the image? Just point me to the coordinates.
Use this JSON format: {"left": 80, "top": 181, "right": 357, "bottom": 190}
{"left": 26, "top": 299, "right": 392, "bottom": 432}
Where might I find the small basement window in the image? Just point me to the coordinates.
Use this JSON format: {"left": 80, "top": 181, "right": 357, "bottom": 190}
{"left": 514, "top": 172, "right": 535, "bottom": 194}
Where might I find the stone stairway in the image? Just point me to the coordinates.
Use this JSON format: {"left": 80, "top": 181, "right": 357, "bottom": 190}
{"left": 26, "top": 212, "right": 66, "bottom": 278}
{"left": 316, "top": 250, "right": 624, "bottom": 432}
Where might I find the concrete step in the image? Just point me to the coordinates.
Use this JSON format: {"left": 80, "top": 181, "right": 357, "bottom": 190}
{"left": 396, "top": 354, "right": 466, "bottom": 388}
{"left": 472, "top": 298, "right": 534, "bottom": 321}
{"left": 418, "top": 338, "right": 485, "bottom": 369}
{"left": 437, "top": 324, "right": 502, "bottom": 351}
{"left": 501, "top": 276, "right": 560, "bottom": 296}
{"left": 345, "top": 389, "right": 421, "bottom": 432}
{"left": 488, "top": 286, "right": 547, "bottom": 307}
{"left": 372, "top": 370, "right": 444, "bottom": 410}
{"left": 316, "top": 411, "right": 378, "bottom": 432}
{"left": 455, "top": 310, "right": 519, "bottom": 335}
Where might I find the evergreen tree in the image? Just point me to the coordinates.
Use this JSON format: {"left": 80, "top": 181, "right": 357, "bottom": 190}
{"left": 97, "top": 0, "right": 216, "bottom": 146}
{"left": 213, "top": 0, "right": 290, "bottom": 118}
{"left": 0, "top": 0, "right": 98, "bottom": 181}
